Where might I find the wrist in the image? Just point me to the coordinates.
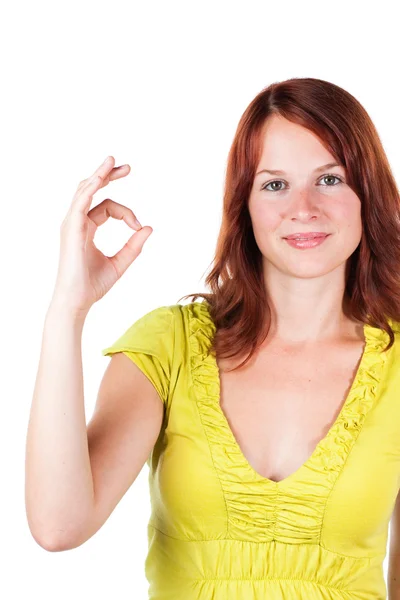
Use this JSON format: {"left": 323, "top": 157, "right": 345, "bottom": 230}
{"left": 46, "top": 297, "right": 90, "bottom": 324}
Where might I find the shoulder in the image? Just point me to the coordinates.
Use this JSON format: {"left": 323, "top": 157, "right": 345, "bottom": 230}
{"left": 102, "top": 303, "right": 179, "bottom": 359}
{"left": 176, "top": 301, "right": 215, "bottom": 339}
{"left": 130, "top": 300, "right": 214, "bottom": 350}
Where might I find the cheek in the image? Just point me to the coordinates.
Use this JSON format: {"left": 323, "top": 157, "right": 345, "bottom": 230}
{"left": 331, "top": 203, "right": 362, "bottom": 238}
{"left": 250, "top": 210, "right": 282, "bottom": 255}
{"left": 249, "top": 202, "right": 281, "bottom": 233}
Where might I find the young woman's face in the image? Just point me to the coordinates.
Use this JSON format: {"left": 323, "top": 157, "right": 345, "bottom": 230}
{"left": 248, "top": 114, "right": 362, "bottom": 279}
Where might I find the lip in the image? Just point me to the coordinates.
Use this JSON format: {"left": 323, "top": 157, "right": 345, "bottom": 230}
{"left": 284, "top": 234, "right": 330, "bottom": 250}
{"left": 283, "top": 232, "right": 330, "bottom": 240}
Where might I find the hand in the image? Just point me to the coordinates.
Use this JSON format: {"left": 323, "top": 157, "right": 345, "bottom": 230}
{"left": 51, "top": 156, "right": 153, "bottom": 316}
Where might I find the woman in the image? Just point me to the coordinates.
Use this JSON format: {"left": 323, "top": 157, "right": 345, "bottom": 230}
{"left": 25, "top": 77, "right": 400, "bottom": 599}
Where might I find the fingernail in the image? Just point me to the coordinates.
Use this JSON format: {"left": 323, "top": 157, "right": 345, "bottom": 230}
{"left": 103, "top": 156, "right": 110, "bottom": 163}
{"left": 135, "top": 218, "right": 142, "bottom": 228}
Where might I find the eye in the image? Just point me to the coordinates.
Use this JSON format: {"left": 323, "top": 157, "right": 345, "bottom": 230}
{"left": 261, "top": 173, "right": 344, "bottom": 192}
{"left": 319, "top": 174, "right": 344, "bottom": 187}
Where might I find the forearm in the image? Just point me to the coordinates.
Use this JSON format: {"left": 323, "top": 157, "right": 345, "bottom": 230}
{"left": 388, "top": 558, "right": 400, "bottom": 599}
{"left": 25, "top": 301, "right": 94, "bottom": 549}
{"left": 388, "top": 584, "right": 400, "bottom": 599}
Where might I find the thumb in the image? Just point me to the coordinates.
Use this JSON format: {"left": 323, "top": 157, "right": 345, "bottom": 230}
{"left": 109, "top": 226, "right": 153, "bottom": 277}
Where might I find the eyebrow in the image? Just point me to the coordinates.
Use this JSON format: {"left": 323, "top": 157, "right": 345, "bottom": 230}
{"left": 255, "top": 162, "right": 343, "bottom": 177}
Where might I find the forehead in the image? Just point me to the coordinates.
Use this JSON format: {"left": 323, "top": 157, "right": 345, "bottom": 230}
{"left": 258, "top": 115, "right": 338, "bottom": 168}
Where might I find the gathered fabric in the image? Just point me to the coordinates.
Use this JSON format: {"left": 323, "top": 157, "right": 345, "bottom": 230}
{"left": 102, "top": 301, "right": 400, "bottom": 599}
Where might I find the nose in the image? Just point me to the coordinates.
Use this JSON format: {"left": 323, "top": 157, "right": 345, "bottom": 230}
{"left": 288, "top": 190, "right": 321, "bottom": 220}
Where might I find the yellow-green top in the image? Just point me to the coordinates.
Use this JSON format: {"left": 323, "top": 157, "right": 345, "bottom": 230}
{"left": 102, "top": 301, "right": 400, "bottom": 599}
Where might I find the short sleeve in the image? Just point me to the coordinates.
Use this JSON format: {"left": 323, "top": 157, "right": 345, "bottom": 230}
{"left": 101, "top": 305, "right": 176, "bottom": 406}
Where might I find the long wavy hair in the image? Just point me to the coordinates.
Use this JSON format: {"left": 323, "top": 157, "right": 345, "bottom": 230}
{"left": 177, "top": 77, "right": 400, "bottom": 371}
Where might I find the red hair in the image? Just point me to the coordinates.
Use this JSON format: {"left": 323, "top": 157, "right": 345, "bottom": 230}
{"left": 178, "top": 77, "right": 400, "bottom": 371}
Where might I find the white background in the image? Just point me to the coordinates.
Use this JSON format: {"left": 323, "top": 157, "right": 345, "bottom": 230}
{"left": 2, "top": 0, "right": 399, "bottom": 597}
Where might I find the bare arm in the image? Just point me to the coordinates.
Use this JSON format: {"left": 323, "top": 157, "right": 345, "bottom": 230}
{"left": 25, "top": 155, "right": 154, "bottom": 551}
{"left": 25, "top": 302, "right": 94, "bottom": 550}
{"left": 388, "top": 490, "right": 400, "bottom": 599}
{"left": 71, "top": 350, "right": 164, "bottom": 549}
{"left": 25, "top": 302, "right": 165, "bottom": 552}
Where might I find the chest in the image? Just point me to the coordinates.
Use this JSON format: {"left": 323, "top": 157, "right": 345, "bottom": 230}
{"left": 217, "top": 340, "right": 365, "bottom": 483}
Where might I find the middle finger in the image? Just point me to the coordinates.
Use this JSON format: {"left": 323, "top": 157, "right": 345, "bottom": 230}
{"left": 90, "top": 163, "right": 131, "bottom": 191}
{"left": 78, "top": 157, "right": 130, "bottom": 192}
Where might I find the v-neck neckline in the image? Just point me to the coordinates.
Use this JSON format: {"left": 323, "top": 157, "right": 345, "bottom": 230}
{"left": 210, "top": 323, "right": 371, "bottom": 488}
{"left": 186, "top": 300, "right": 392, "bottom": 546}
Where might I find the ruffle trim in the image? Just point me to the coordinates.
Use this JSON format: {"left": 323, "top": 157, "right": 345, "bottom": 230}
{"left": 186, "top": 300, "right": 391, "bottom": 542}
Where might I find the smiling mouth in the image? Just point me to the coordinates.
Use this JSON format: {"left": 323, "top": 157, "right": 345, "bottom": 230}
{"left": 287, "top": 236, "right": 327, "bottom": 241}
{"left": 282, "top": 234, "right": 331, "bottom": 249}
{"left": 283, "top": 234, "right": 330, "bottom": 240}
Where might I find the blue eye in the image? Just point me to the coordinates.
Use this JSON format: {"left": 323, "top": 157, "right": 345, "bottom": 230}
{"left": 261, "top": 173, "right": 344, "bottom": 192}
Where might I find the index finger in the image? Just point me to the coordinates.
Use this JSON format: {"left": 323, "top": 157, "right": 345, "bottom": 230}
{"left": 73, "top": 156, "right": 127, "bottom": 213}
{"left": 86, "top": 155, "right": 117, "bottom": 187}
